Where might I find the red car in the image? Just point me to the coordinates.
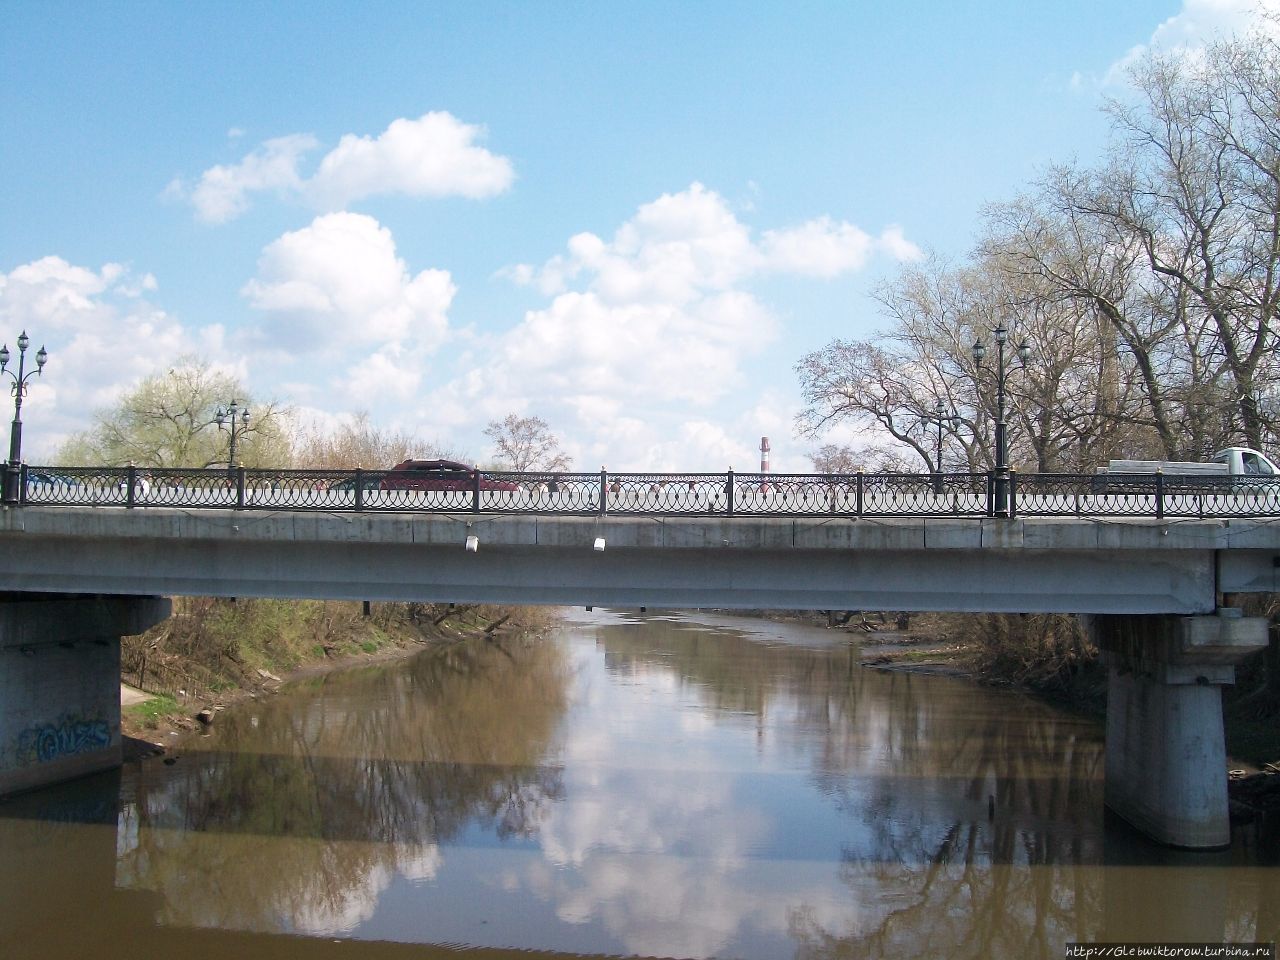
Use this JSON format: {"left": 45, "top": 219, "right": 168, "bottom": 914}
{"left": 379, "top": 459, "right": 520, "bottom": 492}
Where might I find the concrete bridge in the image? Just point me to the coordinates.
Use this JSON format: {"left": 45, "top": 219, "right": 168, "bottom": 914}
{"left": 2, "top": 503, "right": 1278, "bottom": 849}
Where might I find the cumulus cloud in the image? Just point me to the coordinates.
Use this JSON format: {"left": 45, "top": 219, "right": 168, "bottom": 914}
{"left": 177, "top": 112, "right": 513, "bottom": 222}
{"left": 509, "top": 184, "right": 918, "bottom": 299}
{"left": 179, "top": 134, "right": 319, "bottom": 224}
{"left": 1098, "top": 0, "right": 1280, "bottom": 85}
{"left": 243, "top": 212, "right": 453, "bottom": 347}
{"left": 0, "top": 256, "right": 218, "bottom": 458}
{"left": 441, "top": 183, "right": 916, "bottom": 469}
{"left": 438, "top": 186, "right": 785, "bottom": 449}
{"left": 308, "top": 112, "right": 514, "bottom": 208}
{"left": 241, "top": 212, "right": 455, "bottom": 406}
{"left": 759, "top": 217, "right": 921, "bottom": 277}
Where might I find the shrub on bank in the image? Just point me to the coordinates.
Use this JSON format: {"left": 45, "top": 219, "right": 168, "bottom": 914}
{"left": 120, "top": 598, "right": 551, "bottom": 708}
{"left": 960, "top": 613, "right": 1103, "bottom": 700}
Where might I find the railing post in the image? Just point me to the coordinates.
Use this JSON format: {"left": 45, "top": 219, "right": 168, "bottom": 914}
{"left": 856, "top": 471, "right": 864, "bottom": 517}
{"left": 986, "top": 470, "right": 995, "bottom": 518}
{"left": 354, "top": 468, "right": 364, "bottom": 511}
{"left": 471, "top": 467, "right": 482, "bottom": 514}
{"left": 726, "top": 469, "right": 735, "bottom": 517}
{"left": 126, "top": 463, "right": 137, "bottom": 509}
{"left": 599, "top": 468, "right": 608, "bottom": 515}
{"left": 1155, "top": 468, "right": 1165, "bottom": 521}
{"left": 829, "top": 475, "right": 836, "bottom": 514}
{"left": 235, "top": 465, "right": 246, "bottom": 509}
{"left": 17, "top": 462, "right": 27, "bottom": 506}
{"left": 1008, "top": 467, "right": 1018, "bottom": 519}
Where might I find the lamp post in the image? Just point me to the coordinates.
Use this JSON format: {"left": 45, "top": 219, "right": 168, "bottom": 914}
{"left": 1, "top": 331, "right": 48, "bottom": 502}
{"left": 972, "top": 324, "right": 1029, "bottom": 517}
{"left": 921, "top": 399, "right": 960, "bottom": 493}
{"left": 215, "top": 399, "right": 251, "bottom": 472}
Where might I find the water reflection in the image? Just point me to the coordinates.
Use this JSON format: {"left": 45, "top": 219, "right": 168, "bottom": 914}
{"left": 0, "top": 608, "right": 1276, "bottom": 959}
{"left": 118, "top": 635, "right": 571, "bottom": 938}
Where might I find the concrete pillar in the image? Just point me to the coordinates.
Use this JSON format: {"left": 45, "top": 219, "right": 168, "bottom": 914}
{"left": 0, "top": 593, "right": 170, "bottom": 797}
{"left": 1085, "top": 609, "right": 1268, "bottom": 849}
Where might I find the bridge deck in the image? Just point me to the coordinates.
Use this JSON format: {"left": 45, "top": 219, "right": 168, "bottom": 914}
{"left": 2, "top": 507, "right": 1279, "bottom": 614}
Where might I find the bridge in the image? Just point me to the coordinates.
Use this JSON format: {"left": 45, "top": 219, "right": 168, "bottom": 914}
{"left": 3, "top": 462, "right": 1280, "bottom": 850}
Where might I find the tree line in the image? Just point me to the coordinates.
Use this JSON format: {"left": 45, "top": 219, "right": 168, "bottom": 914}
{"left": 55, "top": 356, "right": 571, "bottom": 473}
{"left": 798, "top": 25, "right": 1280, "bottom": 474}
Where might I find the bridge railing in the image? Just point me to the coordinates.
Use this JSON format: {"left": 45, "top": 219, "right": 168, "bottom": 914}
{"left": 13, "top": 463, "right": 1280, "bottom": 519}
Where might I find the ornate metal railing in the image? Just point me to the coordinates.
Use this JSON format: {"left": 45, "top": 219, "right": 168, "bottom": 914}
{"left": 11, "top": 463, "right": 1280, "bottom": 519}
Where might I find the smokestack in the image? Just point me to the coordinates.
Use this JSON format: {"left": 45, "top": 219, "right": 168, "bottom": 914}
{"left": 760, "top": 436, "right": 770, "bottom": 473}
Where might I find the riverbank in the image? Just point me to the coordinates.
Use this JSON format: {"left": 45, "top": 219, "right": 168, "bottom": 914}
{"left": 120, "top": 599, "right": 552, "bottom": 746}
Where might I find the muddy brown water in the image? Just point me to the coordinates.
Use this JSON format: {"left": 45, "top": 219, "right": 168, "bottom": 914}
{"left": 2, "top": 608, "right": 1277, "bottom": 959}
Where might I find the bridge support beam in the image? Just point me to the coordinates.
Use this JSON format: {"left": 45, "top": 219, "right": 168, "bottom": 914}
{"left": 1084, "top": 609, "right": 1268, "bottom": 849}
{"left": 0, "top": 593, "right": 170, "bottom": 797}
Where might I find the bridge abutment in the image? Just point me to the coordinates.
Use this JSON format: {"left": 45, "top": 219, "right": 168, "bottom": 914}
{"left": 1084, "top": 609, "right": 1268, "bottom": 849}
{"left": 0, "top": 593, "right": 170, "bottom": 797}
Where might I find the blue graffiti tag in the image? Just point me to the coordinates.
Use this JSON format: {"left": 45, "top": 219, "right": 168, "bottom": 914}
{"left": 16, "top": 716, "right": 111, "bottom": 765}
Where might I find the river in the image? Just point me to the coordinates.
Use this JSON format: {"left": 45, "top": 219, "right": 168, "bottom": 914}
{"left": 1, "top": 608, "right": 1276, "bottom": 959}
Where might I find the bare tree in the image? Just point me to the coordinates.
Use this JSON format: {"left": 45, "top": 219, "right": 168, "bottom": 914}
{"left": 291, "top": 412, "right": 439, "bottom": 469}
{"left": 807, "top": 444, "right": 861, "bottom": 474}
{"left": 797, "top": 258, "right": 1038, "bottom": 473}
{"left": 484, "top": 414, "right": 571, "bottom": 472}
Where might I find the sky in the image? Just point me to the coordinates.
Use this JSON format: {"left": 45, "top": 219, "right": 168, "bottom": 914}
{"left": 1, "top": 0, "right": 1275, "bottom": 471}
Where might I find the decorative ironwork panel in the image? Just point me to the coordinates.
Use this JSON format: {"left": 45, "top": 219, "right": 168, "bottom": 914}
{"left": 466, "top": 472, "right": 596, "bottom": 514}
{"left": 1016, "top": 473, "right": 1139, "bottom": 517}
{"left": 603, "top": 474, "right": 728, "bottom": 515}
{"left": 1161, "top": 479, "right": 1280, "bottom": 518}
{"left": 858, "top": 472, "right": 989, "bottom": 517}
{"left": 23, "top": 467, "right": 128, "bottom": 506}
{"left": 144, "top": 469, "right": 239, "bottom": 508}
{"left": 244, "top": 470, "right": 356, "bottom": 509}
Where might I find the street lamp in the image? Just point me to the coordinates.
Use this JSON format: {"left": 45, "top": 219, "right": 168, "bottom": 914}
{"left": 921, "top": 398, "right": 961, "bottom": 493}
{"left": 972, "top": 324, "right": 1030, "bottom": 517}
{"left": 215, "top": 399, "right": 251, "bottom": 471}
{"left": 1, "top": 331, "right": 48, "bottom": 502}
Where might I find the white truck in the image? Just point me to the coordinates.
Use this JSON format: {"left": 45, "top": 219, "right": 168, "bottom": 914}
{"left": 1093, "top": 446, "right": 1280, "bottom": 492}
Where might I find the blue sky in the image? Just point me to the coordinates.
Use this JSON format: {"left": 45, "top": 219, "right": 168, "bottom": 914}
{"left": 1, "top": 1, "right": 1270, "bottom": 470}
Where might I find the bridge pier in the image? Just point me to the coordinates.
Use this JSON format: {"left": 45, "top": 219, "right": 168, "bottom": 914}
{"left": 1085, "top": 609, "right": 1268, "bottom": 849}
{"left": 0, "top": 593, "right": 170, "bottom": 797}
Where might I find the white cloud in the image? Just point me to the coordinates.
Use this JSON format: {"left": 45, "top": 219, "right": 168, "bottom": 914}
{"left": 308, "top": 111, "right": 514, "bottom": 208}
{"left": 0, "top": 256, "right": 216, "bottom": 459}
{"left": 761, "top": 217, "right": 873, "bottom": 277}
{"left": 179, "top": 112, "right": 513, "bottom": 222}
{"left": 1101, "top": 0, "right": 1280, "bottom": 85}
{"left": 751, "top": 205, "right": 923, "bottom": 278}
{"left": 243, "top": 212, "right": 454, "bottom": 348}
{"left": 876, "top": 225, "right": 924, "bottom": 263}
{"left": 439, "top": 183, "right": 916, "bottom": 469}
{"left": 182, "top": 134, "right": 319, "bottom": 224}
{"left": 241, "top": 212, "right": 454, "bottom": 408}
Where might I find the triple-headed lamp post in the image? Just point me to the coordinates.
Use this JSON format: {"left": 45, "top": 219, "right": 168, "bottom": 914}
{"left": 972, "top": 324, "right": 1030, "bottom": 517}
{"left": 215, "top": 399, "right": 251, "bottom": 472}
{"left": 1, "top": 331, "right": 48, "bottom": 502}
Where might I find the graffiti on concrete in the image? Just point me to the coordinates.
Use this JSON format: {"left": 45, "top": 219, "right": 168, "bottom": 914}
{"left": 16, "top": 716, "right": 111, "bottom": 765}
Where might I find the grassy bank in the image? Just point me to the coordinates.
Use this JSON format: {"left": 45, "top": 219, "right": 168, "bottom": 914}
{"left": 121, "top": 598, "right": 554, "bottom": 739}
